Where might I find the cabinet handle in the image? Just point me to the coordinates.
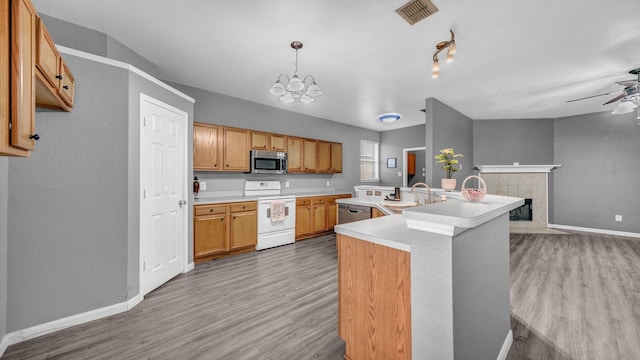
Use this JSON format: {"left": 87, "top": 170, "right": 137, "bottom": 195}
{"left": 63, "top": 85, "right": 69, "bottom": 90}
{"left": 220, "top": 218, "right": 224, "bottom": 221}
{"left": 242, "top": 206, "right": 246, "bottom": 209}
{"left": 210, "top": 209, "right": 214, "bottom": 212}
{"left": 29, "top": 134, "right": 40, "bottom": 140}
{"left": 56, "top": 75, "right": 63, "bottom": 79}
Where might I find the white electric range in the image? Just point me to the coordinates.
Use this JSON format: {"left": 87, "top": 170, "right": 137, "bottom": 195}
{"left": 244, "top": 181, "right": 296, "bottom": 250}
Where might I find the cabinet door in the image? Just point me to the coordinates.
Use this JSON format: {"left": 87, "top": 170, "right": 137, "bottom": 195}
{"left": 230, "top": 210, "right": 257, "bottom": 250}
{"left": 303, "top": 139, "right": 317, "bottom": 172}
{"left": 372, "top": 207, "right": 386, "bottom": 218}
{"left": 317, "top": 140, "right": 331, "bottom": 173}
{"left": 11, "top": 0, "right": 37, "bottom": 151}
{"left": 58, "top": 60, "right": 74, "bottom": 106}
{"left": 331, "top": 142, "right": 342, "bottom": 173}
{"left": 223, "top": 127, "right": 250, "bottom": 171}
{"left": 327, "top": 203, "right": 337, "bottom": 230}
{"left": 35, "top": 17, "right": 60, "bottom": 90}
{"left": 287, "top": 137, "right": 303, "bottom": 173}
{"left": 194, "top": 214, "right": 228, "bottom": 258}
{"left": 295, "top": 204, "right": 313, "bottom": 238}
{"left": 269, "top": 134, "right": 287, "bottom": 152}
{"left": 194, "top": 123, "right": 220, "bottom": 170}
{"left": 312, "top": 197, "right": 327, "bottom": 233}
{"left": 251, "top": 131, "right": 268, "bottom": 150}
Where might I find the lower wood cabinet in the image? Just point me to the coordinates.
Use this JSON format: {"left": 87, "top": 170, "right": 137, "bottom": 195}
{"left": 296, "top": 194, "right": 352, "bottom": 240}
{"left": 194, "top": 201, "right": 257, "bottom": 263}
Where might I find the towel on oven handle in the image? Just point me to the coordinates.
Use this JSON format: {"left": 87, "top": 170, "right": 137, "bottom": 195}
{"left": 270, "top": 200, "right": 286, "bottom": 222}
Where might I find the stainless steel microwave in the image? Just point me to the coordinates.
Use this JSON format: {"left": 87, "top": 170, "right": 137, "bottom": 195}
{"left": 250, "top": 150, "right": 288, "bottom": 174}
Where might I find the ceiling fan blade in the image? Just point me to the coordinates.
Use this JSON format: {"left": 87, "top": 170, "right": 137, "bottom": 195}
{"left": 615, "top": 79, "right": 639, "bottom": 87}
{"left": 566, "top": 90, "right": 621, "bottom": 103}
{"left": 602, "top": 93, "right": 626, "bottom": 105}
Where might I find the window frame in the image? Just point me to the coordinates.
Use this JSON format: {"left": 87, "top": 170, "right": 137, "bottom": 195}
{"left": 360, "top": 140, "right": 380, "bottom": 183}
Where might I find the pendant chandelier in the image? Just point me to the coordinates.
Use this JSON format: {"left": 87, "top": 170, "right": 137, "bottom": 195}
{"left": 269, "top": 41, "right": 322, "bottom": 103}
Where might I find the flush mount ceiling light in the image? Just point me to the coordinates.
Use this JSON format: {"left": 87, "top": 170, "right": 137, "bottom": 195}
{"left": 269, "top": 41, "right": 322, "bottom": 104}
{"left": 432, "top": 29, "right": 456, "bottom": 78}
{"left": 378, "top": 113, "right": 401, "bottom": 123}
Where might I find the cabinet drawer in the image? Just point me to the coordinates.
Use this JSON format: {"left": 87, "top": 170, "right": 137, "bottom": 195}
{"left": 312, "top": 197, "right": 326, "bottom": 205}
{"left": 195, "top": 204, "right": 226, "bottom": 216}
{"left": 230, "top": 202, "right": 256, "bottom": 212}
{"left": 297, "top": 198, "right": 311, "bottom": 206}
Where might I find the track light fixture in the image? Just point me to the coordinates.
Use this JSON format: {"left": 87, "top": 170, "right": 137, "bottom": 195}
{"left": 432, "top": 29, "right": 456, "bottom": 78}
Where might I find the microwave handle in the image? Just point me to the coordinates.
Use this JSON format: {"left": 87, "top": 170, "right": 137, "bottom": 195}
{"left": 281, "top": 158, "right": 287, "bottom": 170}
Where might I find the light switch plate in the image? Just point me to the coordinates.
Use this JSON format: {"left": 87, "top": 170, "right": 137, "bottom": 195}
{"left": 398, "top": 172, "right": 402, "bottom": 176}
{"left": 285, "top": 181, "right": 290, "bottom": 188}
{"left": 615, "top": 215, "right": 622, "bottom": 222}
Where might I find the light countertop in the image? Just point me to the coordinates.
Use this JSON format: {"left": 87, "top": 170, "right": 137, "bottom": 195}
{"left": 193, "top": 190, "right": 352, "bottom": 205}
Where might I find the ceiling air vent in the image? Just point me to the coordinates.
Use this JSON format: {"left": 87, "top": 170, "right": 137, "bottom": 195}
{"left": 395, "top": 0, "right": 439, "bottom": 25}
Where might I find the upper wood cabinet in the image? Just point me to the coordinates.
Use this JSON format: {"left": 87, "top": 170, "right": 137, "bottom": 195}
{"left": 269, "top": 133, "right": 287, "bottom": 152}
{"left": 251, "top": 131, "right": 268, "bottom": 150}
{"left": 317, "top": 140, "right": 332, "bottom": 173}
{"left": 303, "top": 139, "right": 317, "bottom": 172}
{"left": 331, "top": 142, "right": 342, "bottom": 173}
{"left": 222, "top": 127, "right": 250, "bottom": 171}
{"left": 287, "top": 136, "right": 304, "bottom": 173}
{"left": 194, "top": 122, "right": 220, "bottom": 171}
{"left": 34, "top": 15, "right": 74, "bottom": 111}
{"left": 2, "top": 0, "right": 75, "bottom": 157}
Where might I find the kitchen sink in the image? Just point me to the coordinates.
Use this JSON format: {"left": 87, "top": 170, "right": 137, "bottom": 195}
{"left": 381, "top": 201, "right": 418, "bottom": 214}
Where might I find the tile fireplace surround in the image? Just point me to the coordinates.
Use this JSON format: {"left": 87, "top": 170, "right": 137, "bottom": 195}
{"left": 479, "top": 165, "right": 561, "bottom": 229}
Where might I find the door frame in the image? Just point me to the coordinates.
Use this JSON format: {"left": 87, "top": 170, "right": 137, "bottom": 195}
{"left": 139, "top": 93, "right": 189, "bottom": 298}
{"left": 402, "top": 146, "right": 426, "bottom": 187}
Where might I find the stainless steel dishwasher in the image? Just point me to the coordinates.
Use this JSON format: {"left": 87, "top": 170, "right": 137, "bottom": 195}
{"left": 337, "top": 204, "right": 371, "bottom": 224}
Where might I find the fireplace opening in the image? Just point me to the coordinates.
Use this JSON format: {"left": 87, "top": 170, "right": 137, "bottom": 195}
{"left": 510, "top": 199, "right": 532, "bottom": 221}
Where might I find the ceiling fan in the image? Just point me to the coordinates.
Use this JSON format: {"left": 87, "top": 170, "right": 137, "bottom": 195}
{"left": 567, "top": 68, "right": 640, "bottom": 115}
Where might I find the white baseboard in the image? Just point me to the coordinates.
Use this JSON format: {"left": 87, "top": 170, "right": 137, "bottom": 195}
{"left": 0, "top": 293, "right": 141, "bottom": 355}
{"left": 185, "top": 261, "right": 194, "bottom": 273}
{"left": 497, "top": 329, "right": 513, "bottom": 360}
{"left": 548, "top": 224, "right": 640, "bottom": 239}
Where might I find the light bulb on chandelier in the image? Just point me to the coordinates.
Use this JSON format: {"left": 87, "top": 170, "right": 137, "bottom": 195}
{"left": 269, "top": 41, "right": 322, "bottom": 103}
{"left": 432, "top": 29, "right": 456, "bottom": 78}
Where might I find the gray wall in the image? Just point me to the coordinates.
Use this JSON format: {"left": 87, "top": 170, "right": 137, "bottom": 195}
{"left": 379, "top": 124, "right": 425, "bottom": 187}
{"left": 426, "top": 98, "right": 474, "bottom": 188}
{"left": 168, "top": 82, "right": 379, "bottom": 194}
{"left": 40, "top": 14, "right": 157, "bottom": 76}
{"left": 553, "top": 111, "right": 639, "bottom": 233}
{"left": 0, "top": 158, "right": 8, "bottom": 340}
{"left": 473, "top": 119, "right": 554, "bottom": 166}
{"left": 5, "top": 53, "right": 193, "bottom": 331}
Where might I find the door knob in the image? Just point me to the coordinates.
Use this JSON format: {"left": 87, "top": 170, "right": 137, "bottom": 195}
{"left": 178, "top": 200, "right": 186, "bottom": 208}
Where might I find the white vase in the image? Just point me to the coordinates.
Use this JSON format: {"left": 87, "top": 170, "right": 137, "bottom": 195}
{"left": 441, "top": 178, "right": 456, "bottom": 192}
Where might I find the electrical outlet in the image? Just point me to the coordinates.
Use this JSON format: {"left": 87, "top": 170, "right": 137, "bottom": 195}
{"left": 200, "top": 181, "right": 206, "bottom": 190}
{"left": 615, "top": 215, "right": 622, "bottom": 222}
{"left": 366, "top": 191, "right": 373, "bottom": 196}
{"left": 285, "top": 181, "right": 290, "bottom": 188}
{"left": 374, "top": 191, "right": 382, "bottom": 196}
{"left": 398, "top": 172, "right": 402, "bottom": 177}
{"left": 326, "top": 180, "right": 331, "bottom": 187}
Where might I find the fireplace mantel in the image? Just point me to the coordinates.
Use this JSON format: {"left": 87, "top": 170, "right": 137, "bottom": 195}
{"left": 479, "top": 164, "right": 561, "bottom": 173}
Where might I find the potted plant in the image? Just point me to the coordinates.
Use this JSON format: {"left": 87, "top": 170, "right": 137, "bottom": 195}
{"left": 434, "top": 148, "right": 464, "bottom": 191}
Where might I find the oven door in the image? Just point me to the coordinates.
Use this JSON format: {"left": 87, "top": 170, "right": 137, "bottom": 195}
{"left": 257, "top": 198, "right": 296, "bottom": 234}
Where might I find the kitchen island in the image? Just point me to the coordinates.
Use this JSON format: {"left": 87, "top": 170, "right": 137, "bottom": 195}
{"left": 334, "top": 192, "right": 523, "bottom": 360}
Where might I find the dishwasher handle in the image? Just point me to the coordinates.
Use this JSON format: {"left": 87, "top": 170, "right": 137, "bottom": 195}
{"left": 347, "top": 209, "right": 361, "bottom": 214}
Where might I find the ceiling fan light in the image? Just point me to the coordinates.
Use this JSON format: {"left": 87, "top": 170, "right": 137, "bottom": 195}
{"left": 286, "top": 75, "right": 304, "bottom": 91}
{"left": 612, "top": 101, "right": 636, "bottom": 114}
{"left": 269, "top": 81, "right": 287, "bottom": 96}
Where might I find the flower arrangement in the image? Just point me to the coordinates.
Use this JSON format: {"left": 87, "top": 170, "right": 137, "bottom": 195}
{"left": 434, "top": 148, "right": 464, "bottom": 179}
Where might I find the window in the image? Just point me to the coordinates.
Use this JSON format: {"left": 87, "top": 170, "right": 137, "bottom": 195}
{"left": 360, "top": 140, "right": 379, "bottom": 182}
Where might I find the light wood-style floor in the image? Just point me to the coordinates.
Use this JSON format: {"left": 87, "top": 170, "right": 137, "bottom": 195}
{"left": 3, "top": 231, "right": 640, "bottom": 359}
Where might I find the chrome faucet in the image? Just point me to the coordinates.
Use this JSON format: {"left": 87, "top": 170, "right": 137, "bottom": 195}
{"left": 409, "top": 182, "right": 432, "bottom": 205}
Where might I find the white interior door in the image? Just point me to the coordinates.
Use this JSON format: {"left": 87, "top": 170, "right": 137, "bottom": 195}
{"left": 140, "top": 94, "right": 187, "bottom": 296}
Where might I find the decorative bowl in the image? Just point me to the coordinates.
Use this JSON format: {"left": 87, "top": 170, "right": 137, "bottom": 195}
{"left": 461, "top": 175, "right": 487, "bottom": 202}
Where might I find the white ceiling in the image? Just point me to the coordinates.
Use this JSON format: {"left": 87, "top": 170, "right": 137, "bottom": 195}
{"left": 33, "top": 0, "right": 640, "bottom": 131}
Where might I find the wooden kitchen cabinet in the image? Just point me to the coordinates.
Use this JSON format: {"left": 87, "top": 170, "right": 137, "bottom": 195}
{"left": 251, "top": 131, "right": 268, "bottom": 150}
{"left": 303, "top": 139, "right": 317, "bottom": 172}
{"left": 194, "top": 201, "right": 257, "bottom": 263}
{"left": 194, "top": 122, "right": 221, "bottom": 171}
{"left": 317, "top": 140, "right": 332, "bottom": 173}
{"left": 287, "top": 136, "right": 304, "bottom": 173}
{"left": 295, "top": 197, "right": 313, "bottom": 239}
{"left": 312, "top": 197, "right": 327, "bottom": 233}
{"left": 223, "top": 127, "right": 250, "bottom": 171}
{"left": 2, "top": 0, "right": 75, "bottom": 157}
{"left": 229, "top": 202, "right": 257, "bottom": 250}
{"left": 35, "top": 16, "right": 74, "bottom": 111}
{"left": 331, "top": 142, "right": 342, "bottom": 173}
{"left": 269, "top": 133, "right": 287, "bottom": 152}
{"left": 372, "top": 207, "right": 386, "bottom": 218}
{"left": 194, "top": 205, "right": 228, "bottom": 259}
